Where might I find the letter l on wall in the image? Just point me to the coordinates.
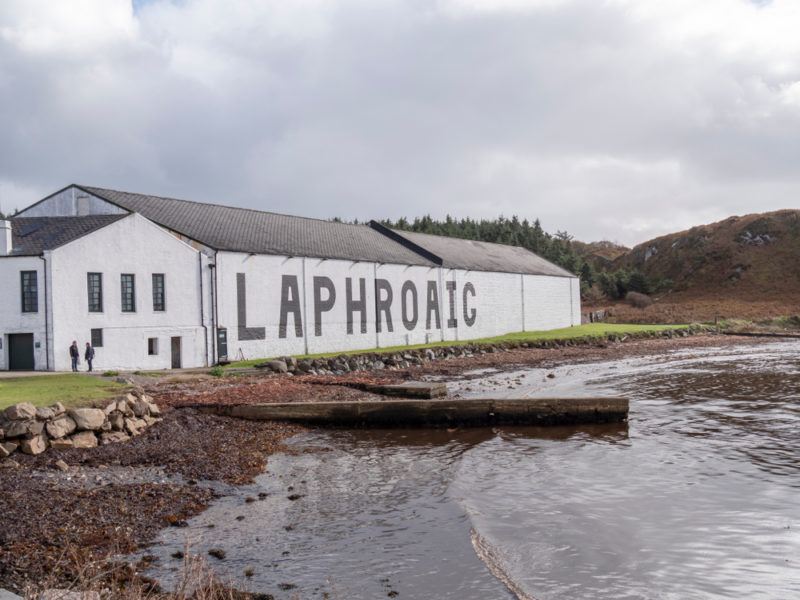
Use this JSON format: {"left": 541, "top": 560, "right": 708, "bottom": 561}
{"left": 237, "top": 273, "right": 266, "bottom": 341}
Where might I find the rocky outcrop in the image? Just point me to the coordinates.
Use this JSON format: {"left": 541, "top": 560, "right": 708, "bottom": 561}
{"left": 0, "top": 391, "right": 163, "bottom": 462}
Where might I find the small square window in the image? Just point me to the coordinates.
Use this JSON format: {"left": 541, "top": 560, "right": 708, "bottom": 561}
{"left": 91, "top": 328, "right": 103, "bottom": 348}
{"left": 148, "top": 337, "right": 159, "bottom": 356}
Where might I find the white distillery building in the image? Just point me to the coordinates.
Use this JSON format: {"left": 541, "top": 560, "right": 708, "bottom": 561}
{"left": 0, "top": 185, "right": 580, "bottom": 372}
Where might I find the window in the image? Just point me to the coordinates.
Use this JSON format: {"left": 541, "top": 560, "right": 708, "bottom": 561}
{"left": 121, "top": 274, "right": 136, "bottom": 312}
{"left": 21, "top": 271, "right": 38, "bottom": 313}
{"left": 148, "top": 337, "right": 159, "bottom": 355}
{"left": 87, "top": 273, "right": 103, "bottom": 312}
{"left": 91, "top": 328, "right": 103, "bottom": 348}
{"left": 152, "top": 273, "right": 166, "bottom": 312}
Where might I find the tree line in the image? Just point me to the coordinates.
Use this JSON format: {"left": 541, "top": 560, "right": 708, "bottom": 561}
{"left": 377, "top": 215, "right": 597, "bottom": 294}
{"left": 375, "top": 215, "right": 669, "bottom": 301}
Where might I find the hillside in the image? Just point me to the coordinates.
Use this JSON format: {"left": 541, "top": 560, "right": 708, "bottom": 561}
{"left": 587, "top": 209, "right": 800, "bottom": 322}
{"left": 573, "top": 240, "right": 629, "bottom": 270}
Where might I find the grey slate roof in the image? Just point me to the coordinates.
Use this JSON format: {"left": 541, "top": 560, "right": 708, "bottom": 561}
{"left": 8, "top": 215, "right": 127, "bottom": 256}
{"left": 379, "top": 227, "right": 576, "bottom": 277}
{"left": 79, "top": 186, "right": 437, "bottom": 267}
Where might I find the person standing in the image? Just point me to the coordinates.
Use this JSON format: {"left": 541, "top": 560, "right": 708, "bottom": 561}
{"left": 69, "top": 341, "right": 79, "bottom": 372}
{"left": 85, "top": 342, "right": 95, "bottom": 372}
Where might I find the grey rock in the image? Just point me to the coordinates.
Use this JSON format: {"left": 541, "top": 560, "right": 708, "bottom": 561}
{"left": 36, "top": 406, "right": 56, "bottom": 420}
{"left": 3, "top": 402, "right": 37, "bottom": 421}
{"left": 101, "top": 431, "right": 130, "bottom": 445}
{"left": 0, "top": 588, "right": 23, "bottom": 599}
{"left": 69, "top": 431, "right": 98, "bottom": 449}
{"left": 267, "top": 360, "right": 288, "bottom": 373}
{"left": 68, "top": 408, "right": 106, "bottom": 431}
{"left": 46, "top": 416, "right": 78, "bottom": 439}
{"left": 109, "top": 412, "right": 125, "bottom": 431}
{"left": 1, "top": 441, "right": 19, "bottom": 458}
{"left": 21, "top": 435, "right": 48, "bottom": 455}
{"left": 50, "top": 402, "right": 66, "bottom": 417}
{"left": 50, "top": 438, "right": 75, "bottom": 450}
{"left": 5, "top": 420, "right": 33, "bottom": 438}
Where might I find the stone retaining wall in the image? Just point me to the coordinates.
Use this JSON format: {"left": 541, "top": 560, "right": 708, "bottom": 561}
{"left": 0, "top": 391, "right": 162, "bottom": 461}
{"left": 254, "top": 324, "right": 711, "bottom": 376}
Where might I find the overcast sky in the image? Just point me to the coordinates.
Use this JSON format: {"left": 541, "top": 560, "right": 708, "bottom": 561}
{"left": 1, "top": 0, "right": 799, "bottom": 246}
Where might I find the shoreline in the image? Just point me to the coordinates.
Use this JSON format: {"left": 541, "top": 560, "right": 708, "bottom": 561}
{"left": 0, "top": 333, "right": 781, "bottom": 596}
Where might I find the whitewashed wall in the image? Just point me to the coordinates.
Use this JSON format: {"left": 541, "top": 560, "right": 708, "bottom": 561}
{"left": 0, "top": 256, "right": 48, "bottom": 370}
{"left": 217, "top": 250, "right": 580, "bottom": 361}
{"left": 523, "top": 274, "right": 578, "bottom": 331}
{"left": 49, "top": 214, "right": 213, "bottom": 372}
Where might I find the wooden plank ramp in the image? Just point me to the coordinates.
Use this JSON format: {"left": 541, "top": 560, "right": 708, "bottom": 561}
{"left": 197, "top": 396, "right": 628, "bottom": 427}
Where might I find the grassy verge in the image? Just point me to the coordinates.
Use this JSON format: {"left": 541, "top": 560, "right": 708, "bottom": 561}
{"left": 0, "top": 374, "right": 124, "bottom": 411}
{"left": 226, "top": 323, "right": 687, "bottom": 369}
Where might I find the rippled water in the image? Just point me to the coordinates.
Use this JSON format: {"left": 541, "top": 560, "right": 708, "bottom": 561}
{"left": 145, "top": 342, "right": 800, "bottom": 599}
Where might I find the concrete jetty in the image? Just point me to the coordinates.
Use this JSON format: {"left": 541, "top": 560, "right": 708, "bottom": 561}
{"left": 198, "top": 396, "right": 628, "bottom": 427}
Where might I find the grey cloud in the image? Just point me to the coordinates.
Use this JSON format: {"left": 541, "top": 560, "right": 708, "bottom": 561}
{"left": 1, "top": 0, "right": 799, "bottom": 244}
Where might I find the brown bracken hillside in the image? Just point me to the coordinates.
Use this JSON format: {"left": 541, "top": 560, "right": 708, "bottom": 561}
{"left": 588, "top": 209, "right": 800, "bottom": 322}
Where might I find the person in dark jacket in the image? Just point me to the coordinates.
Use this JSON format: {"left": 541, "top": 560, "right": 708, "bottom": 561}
{"left": 69, "top": 341, "right": 79, "bottom": 372}
{"left": 85, "top": 342, "right": 95, "bottom": 372}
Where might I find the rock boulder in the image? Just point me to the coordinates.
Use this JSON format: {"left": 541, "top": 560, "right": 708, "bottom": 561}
{"left": 21, "top": 435, "right": 47, "bottom": 455}
{"left": 68, "top": 408, "right": 106, "bottom": 431}
{"left": 46, "top": 416, "right": 77, "bottom": 439}
{"left": 4, "top": 402, "right": 37, "bottom": 421}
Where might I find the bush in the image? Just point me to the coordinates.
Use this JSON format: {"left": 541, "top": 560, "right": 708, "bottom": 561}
{"left": 209, "top": 366, "right": 225, "bottom": 378}
{"left": 626, "top": 291, "right": 653, "bottom": 309}
{"left": 102, "top": 370, "right": 119, "bottom": 377}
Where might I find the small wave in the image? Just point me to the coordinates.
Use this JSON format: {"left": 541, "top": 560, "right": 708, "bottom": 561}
{"left": 471, "top": 529, "right": 537, "bottom": 600}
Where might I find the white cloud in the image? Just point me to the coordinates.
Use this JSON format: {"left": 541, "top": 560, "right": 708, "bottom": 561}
{"left": 1, "top": 0, "right": 799, "bottom": 245}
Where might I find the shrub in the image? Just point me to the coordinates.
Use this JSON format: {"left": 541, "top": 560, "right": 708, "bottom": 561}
{"left": 102, "top": 370, "right": 119, "bottom": 377}
{"left": 626, "top": 291, "right": 653, "bottom": 309}
{"left": 209, "top": 366, "right": 225, "bottom": 378}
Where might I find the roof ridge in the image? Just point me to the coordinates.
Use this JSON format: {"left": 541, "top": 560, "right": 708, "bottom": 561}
{"left": 80, "top": 185, "right": 376, "bottom": 231}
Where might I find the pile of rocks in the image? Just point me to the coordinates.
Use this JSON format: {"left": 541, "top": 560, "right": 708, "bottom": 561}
{"left": 254, "top": 324, "right": 711, "bottom": 377}
{"left": 0, "top": 391, "right": 162, "bottom": 460}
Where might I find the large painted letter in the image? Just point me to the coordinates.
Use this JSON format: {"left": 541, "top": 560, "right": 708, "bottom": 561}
{"left": 278, "top": 275, "right": 303, "bottom": 338}
{"left": 425, "top": 280, "right": 441, "bottom": 330}
{"left": 236, "top": 273, "right": 266, "bottom": 341}
{"left": 463, "top": 282, "right": 476, "bottom": 327}
{"left": 313, "top": 276, "right": 336, "bottom": 337}
{"left": 401, "top": 281, "right": 418, "bottom": 331}
{"left": 375, "top": 279, "right": 393, "bottom": 333}
{"left": 346, "top": 277, "right": 367, "bottom": 335}
{"left": 445, "top": 280, "right": 457, "bottom": 328}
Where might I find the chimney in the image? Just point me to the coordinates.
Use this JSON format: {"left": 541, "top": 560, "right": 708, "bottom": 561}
{"left": 1, "top": 220, "right": 12, "bottom": 256}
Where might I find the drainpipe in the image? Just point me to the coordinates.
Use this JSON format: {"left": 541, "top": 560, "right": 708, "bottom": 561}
{"left": 38, "top": 254, "right": 51, "bottom": 370}
{"left": 209, "top": 252, "right": 218, "bottom": 365}
{"left": 198, "top": 253, "right": 209, "bottom": 367}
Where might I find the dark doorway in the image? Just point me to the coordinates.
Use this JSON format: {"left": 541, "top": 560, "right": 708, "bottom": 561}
{"left": 9, "top": 334, "right": 35, "bottom": 371}
{"left": 171, "top": 336, "right": 182, "bottom": 369}
{"left": 217, "top": 328, "right": 228, "bottom": 362}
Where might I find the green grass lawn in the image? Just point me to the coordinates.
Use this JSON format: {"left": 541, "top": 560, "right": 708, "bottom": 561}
{"left": 227, "top": 323, "right": 687, "bottom": 369}
{"left": 0, "top": 374, "right": 124, "bottom": 411}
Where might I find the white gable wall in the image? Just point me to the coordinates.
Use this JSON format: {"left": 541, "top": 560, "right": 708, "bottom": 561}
{"left": 19, "top": 187, "right": 126, "bottom": 217}
{"left": 0, "top": 256, "right": 48, "bottom": 370}
{"left": 48, "top": 214, "right": 213, "bottom": 371}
